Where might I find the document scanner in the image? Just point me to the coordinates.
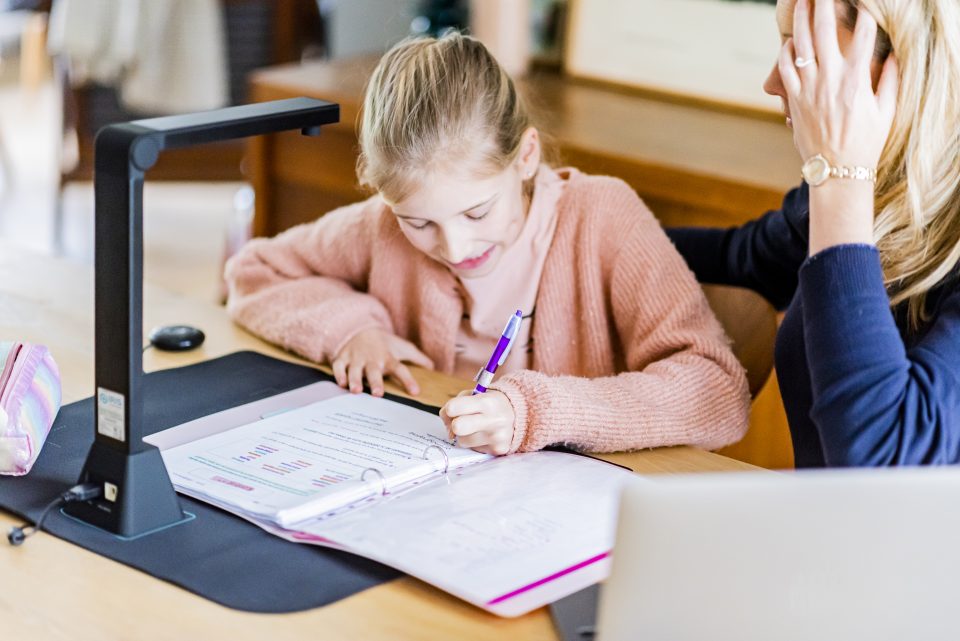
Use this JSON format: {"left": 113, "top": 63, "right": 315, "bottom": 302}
{"left": 63, "top": 98, "right": 340, "bottom": 537}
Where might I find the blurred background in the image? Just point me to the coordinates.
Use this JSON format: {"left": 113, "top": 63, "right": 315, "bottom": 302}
{"left": 0, "top": 0, "right": 786, "bottom": 305}
{"left": 0, "top": 0, "right": 573, "bottom": 301}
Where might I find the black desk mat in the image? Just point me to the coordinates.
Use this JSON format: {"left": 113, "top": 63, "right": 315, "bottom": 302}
{"left": 0, "top": 351, "right": 446, "bottom": 613}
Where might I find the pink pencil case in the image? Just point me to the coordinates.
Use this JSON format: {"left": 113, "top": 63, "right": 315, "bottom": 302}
{"left": 0, "top": 342, "right": 61, "bottom": 476}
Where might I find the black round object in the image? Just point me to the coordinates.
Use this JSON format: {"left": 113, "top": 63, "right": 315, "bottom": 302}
{"left": 148, "top": 325, "right": 206, "bottom": 351}
{"left": 7, "top": 526, "right": 25, "bottom": 546}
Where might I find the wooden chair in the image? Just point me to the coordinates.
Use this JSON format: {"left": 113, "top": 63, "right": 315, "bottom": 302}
{"left": 702, "top": 284, "right": 776, "bottom": 398}
{"left": 701, "top": 284, "right": 793, "bottom": 469}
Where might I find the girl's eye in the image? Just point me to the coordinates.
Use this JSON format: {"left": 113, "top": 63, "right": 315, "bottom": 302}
{"left": 465, "top": 209, "right": 490, "bottom": 221}
{"left": 405, "top": 220, "right": 432, "bottom": 230}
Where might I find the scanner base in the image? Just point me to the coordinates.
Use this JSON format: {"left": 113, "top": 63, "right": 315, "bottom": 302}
{"left": 63, "top": 442, "right": 185, "bottom": 538}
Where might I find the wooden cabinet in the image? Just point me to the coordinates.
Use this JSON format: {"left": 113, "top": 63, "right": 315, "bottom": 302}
{"left": 246, "top": 58, "right": 797, "bottom": 469}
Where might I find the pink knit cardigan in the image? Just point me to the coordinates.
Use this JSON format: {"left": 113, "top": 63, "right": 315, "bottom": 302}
{"left": 225, "top": 169, "right": 750, "bottom": 453}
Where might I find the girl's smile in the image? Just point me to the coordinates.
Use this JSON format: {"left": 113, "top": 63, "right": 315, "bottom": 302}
{"left": 448, "top": 245, "right": 496, "bottom": 272}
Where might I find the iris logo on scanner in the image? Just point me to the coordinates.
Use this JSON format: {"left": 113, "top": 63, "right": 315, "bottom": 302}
{"left": 98, "top": 391, "right": 122, "bottom": 408}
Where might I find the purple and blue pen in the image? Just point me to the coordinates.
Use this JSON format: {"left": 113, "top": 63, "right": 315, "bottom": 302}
{"left": 473, "top": 309, "right": 523, "bottom": 394}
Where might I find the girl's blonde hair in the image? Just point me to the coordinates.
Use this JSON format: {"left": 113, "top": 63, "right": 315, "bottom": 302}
{"left": 357, "top": 33, "right": 533, "bottom": 204}
{"left": 846, "top": 0, "right": 960, "bottom": 328}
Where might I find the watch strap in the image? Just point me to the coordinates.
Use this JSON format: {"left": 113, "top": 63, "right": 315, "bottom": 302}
{"left": 828, "top": 165, "right": 877, "bottom": 182}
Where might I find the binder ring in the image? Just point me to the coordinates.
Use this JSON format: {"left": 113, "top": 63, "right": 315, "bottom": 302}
{"left": 361, "top": 467, "right": 388, "bottom": 496}
{"left": 422, "top": 445, "right": 450, "bottom": 474}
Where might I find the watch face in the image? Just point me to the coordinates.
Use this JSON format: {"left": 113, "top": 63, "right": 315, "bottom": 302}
{"left": 802, "top": 154, "right": 831, "bottom": 186}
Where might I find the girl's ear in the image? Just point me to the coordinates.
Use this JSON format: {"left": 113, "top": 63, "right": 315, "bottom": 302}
{"left": 516, "top": 127, "right": 542, "bottom": 178}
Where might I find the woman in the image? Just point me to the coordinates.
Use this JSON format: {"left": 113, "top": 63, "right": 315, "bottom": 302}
{"left": 669, "top": 0, "right": 960, "bottom": 466}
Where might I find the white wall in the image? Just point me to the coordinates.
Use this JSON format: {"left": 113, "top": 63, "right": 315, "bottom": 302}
{"left": 322, "top": 0, "right": 420, "bottom": 59}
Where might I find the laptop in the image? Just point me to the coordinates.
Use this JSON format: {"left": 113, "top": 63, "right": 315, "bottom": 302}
{"left": 552, "top": 468, "right": 960, "bottom": 641}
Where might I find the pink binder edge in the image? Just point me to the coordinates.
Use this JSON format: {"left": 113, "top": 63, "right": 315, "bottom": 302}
{"left": 487, "top": 550, "right": 610, "bottom": 606}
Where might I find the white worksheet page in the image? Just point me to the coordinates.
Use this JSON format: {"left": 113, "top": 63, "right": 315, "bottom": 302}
{"left": 287, "top": 451, "right": 634, "bottom": 615}
{"left": 158, "top": 393, "right": 490, "bottom": 525}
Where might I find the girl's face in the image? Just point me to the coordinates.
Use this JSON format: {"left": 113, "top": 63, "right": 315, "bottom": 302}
{"left": 387, "top": 130, "right": 540, "bottom": 279}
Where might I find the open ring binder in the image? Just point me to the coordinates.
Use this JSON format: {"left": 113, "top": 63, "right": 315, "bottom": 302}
{"left": 422, "top": 445, "right": 450, "bottom": 474}
{"left": 149, "top": 388, "right": 633, "bottom": 617}
{"left": 360, "top": 467, "right": 388, "bottom": 496}
{"left": 360, "top": 446, "right": 450, "bottom": 500}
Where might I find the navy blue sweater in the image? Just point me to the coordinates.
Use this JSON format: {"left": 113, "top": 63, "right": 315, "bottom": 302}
{"left": 668, "top": 184, "right": 960, "bottom": 467}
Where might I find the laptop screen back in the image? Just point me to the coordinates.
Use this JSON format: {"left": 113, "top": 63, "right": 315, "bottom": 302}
{"left": 598, "top": 468, "right": 960, "bottom": 641}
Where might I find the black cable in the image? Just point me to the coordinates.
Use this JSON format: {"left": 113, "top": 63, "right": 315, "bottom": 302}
{"left": 7, "top": 483, "right": 102, "bottom": 546}
{"left": 7, "top": 498, "right": 58, "bottom": 545}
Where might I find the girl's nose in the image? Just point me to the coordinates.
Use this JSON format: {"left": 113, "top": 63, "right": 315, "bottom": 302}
{"left": 439, "top": 226, "right": 469, "bottom": 264}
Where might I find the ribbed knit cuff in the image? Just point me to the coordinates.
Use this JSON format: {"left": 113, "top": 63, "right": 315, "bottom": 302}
{"left": 489, "top": 377, "right": 531, "bottom": 454}
{"left": 800, "top": 243, "right": 883, "bottom": 301}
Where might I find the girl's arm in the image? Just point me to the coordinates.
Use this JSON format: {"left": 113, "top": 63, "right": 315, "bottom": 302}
{"left": 494, "top": 203, "right": 751, "bottom": 454}
{"left": 224, "top": 198, "right": 396, "bottom": 364}
{"left": 800, "top": 246, "right": 960, "bottom": 465}
{"left": 666, "top": 184, "right": 810, "bottom": 311}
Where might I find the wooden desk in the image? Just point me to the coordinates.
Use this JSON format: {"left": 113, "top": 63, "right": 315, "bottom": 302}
{"left": 0, "top": 243, "right": 760, "bottom": 640}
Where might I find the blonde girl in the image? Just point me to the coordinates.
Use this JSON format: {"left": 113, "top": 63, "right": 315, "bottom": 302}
{"left": 226, "top": 33, "right": 749, "bottom": 455}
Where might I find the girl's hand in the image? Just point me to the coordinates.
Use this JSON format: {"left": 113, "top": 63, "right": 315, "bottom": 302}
{"left": 779, "top": 0, "right": 898, "bottom": 169}
{"left": 440, "top": 390, "right": 516, "bottom": 455}
{"left": 332, "top": 328, "right": 434, "bottom": 397}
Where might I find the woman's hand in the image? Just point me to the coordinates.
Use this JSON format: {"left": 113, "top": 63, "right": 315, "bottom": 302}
{"left": 440, "top": 391, "right": 516, "bottom": 455}
{"left": 331, "top": 328, "right": 434, "bottom": 397}
{"left": 779, "top": 0, "right": 898, "bottom": 169}
{"left": 779, "top": 0, "right": 899, "bottom": 253}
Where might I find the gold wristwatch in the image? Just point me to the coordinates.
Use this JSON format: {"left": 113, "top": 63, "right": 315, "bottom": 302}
{"left": 801, "top": 153, "right": 877, "bottom": 187}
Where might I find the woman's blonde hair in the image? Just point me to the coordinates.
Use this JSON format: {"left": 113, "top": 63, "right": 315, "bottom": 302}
{"left": 357, "top": 33, "right": 533, "bottom": 204}
{"left": 845, "top": 0, "right": 960, "bottom": 328}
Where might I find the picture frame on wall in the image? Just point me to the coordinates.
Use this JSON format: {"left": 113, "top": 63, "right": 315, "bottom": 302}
{"left": 564, "top": 0, "right": 783, "bottom": 115}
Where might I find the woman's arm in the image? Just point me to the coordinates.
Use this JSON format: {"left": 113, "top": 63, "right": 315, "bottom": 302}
{"left": 224, "top": 198, "right": 396, "bottom": 364}
{"left": 800, "top": 246, "right": 960, "bottom": 465}
{"left": 666, "top": 184, "right": 810, "bottom": 311}
{"left": 494, "top": 204, "right": 751, "bottom": 454}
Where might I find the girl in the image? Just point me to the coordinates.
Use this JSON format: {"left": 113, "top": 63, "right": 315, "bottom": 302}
{"left": 225, "top": 33, "right": 749, "bottom": 455}
{"left": 669, "top": 0, "right": 960, "bottom": 466}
